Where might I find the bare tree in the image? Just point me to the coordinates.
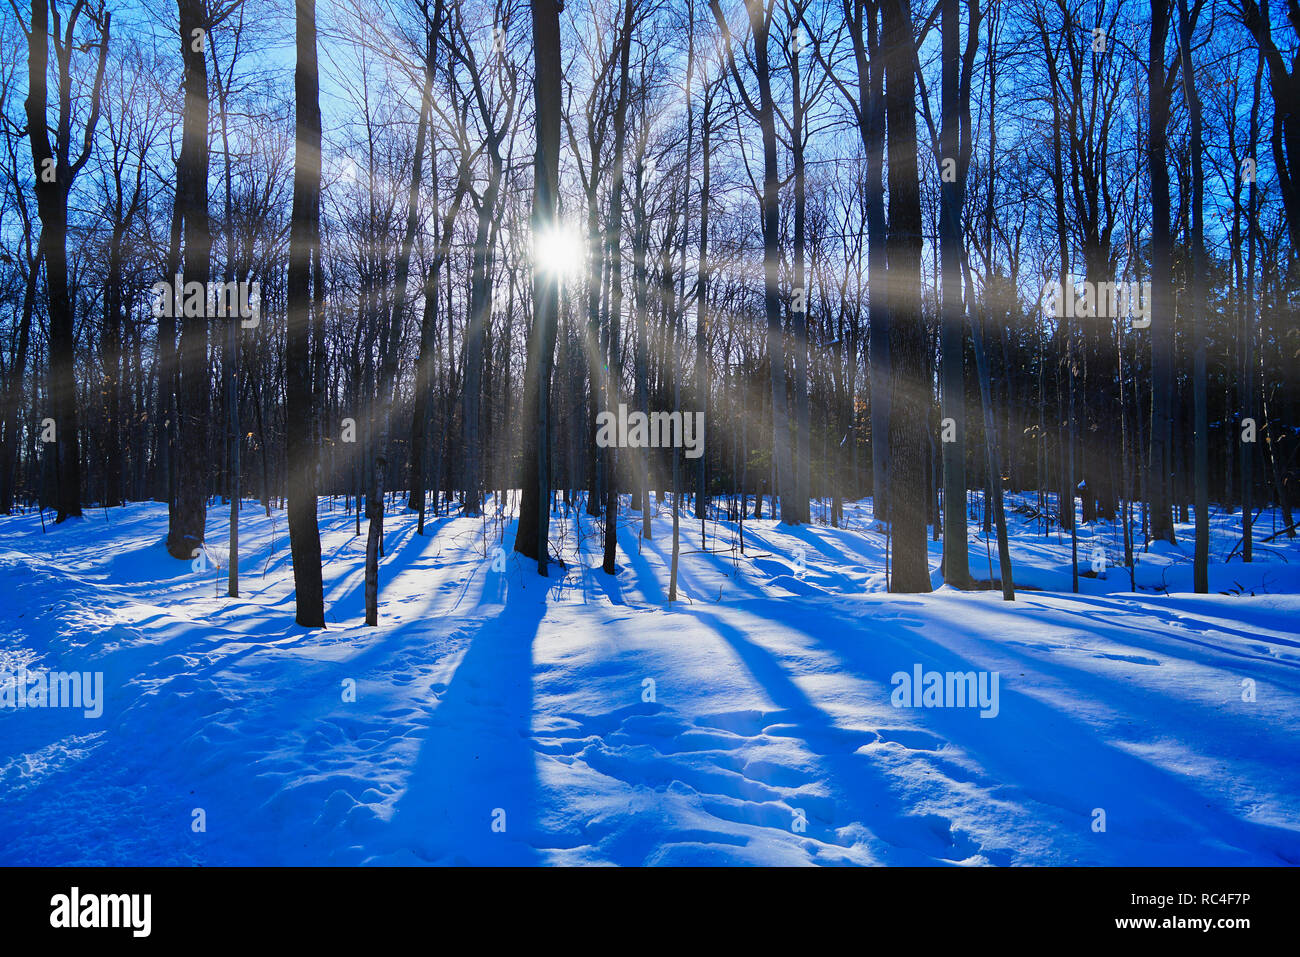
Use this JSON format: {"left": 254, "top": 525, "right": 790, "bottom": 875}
{"left": 1148, "top": 0, "right": 1177, "bottom": 543}
{"left": 21, "top": 0, "right": 111, "bottom": 522}
{"left": 711, "top": 0, "right": 792, "bottom": 523}
{"left": 452, "top": 0, "right": 517, "bottom": 519}
{"left": 0, "top": 30, "right": 41, "bottom": 515}
{"left": 882, "top": 0, "right": 930, "bottom": 592}
{"left": 1239, "top": 0, "right": 1300, "bottom": 252}
{"left": 806, "top": 0, "right": 888, "bottom": 525}
{"left": 516, "top": 0, "right": 564, "bottom": 572}
{"left": 603, "top": 0, "right": 637, "bottom": 576}
{"left": 938, "top": 0, "right": 979, "bottom": 588}
{"left": 286, "top": 0, "right": 325, "bottom": 627}
{"left": 1177, "top": 0, "right": 1209, "bottom": 592}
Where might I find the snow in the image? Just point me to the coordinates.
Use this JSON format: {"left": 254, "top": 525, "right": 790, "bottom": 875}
{"left": 1, "top": 494, "right": 1298, "bottom": 865}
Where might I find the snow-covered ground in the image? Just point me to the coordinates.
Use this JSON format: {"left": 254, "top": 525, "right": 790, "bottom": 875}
{"left": 1, "top": 492, "right": 1297, "bottom": 865}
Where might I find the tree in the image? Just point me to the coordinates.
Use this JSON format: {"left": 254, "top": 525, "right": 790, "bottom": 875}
{"left": 561, "top": 0, "right": 622, "bottom": 519}
{"left": 1239, "top": 0, "right": 1300, "bottom": 252}
{"left": 1177, "top": 0, "right": 1209, "bottom": 592}
{"left": 23, "top": 0, "right": 111, "bottom": 523}
{"left": 452, "top": 1, "right": 517, "bottom": 519}
{"left": 694, "top": 68, "right": 718, "bottom": 526}
{"left": 285, "top": 0, "right": 325, "bottom": 627}
{"left": 167, "top": 0, "right": 216, "bottom": 559}
{"left": 1241, "top": 52, "right": 1264, "bottom": 561}
{"left": 603, "top": 0, "right": 636, "bottom": 576}
{"left": 207, "top": 2, "right": 247, "bottom": 596}
{"left": 1148, "top": 0, "right": 1176, "bottom": 543}
{"left": 938, "top": 0, "right": 978, "bottom": 588}
{"left": 515, "top": 0, "right": 564, "bottom": 572}
{"left": 711, "top": 0, "right": 792, "bottom": 524}
{"left": 807, "top": 0, "right": 888, "bottom": 526}
{"left": 0, "top": 40, "right": 41, "bottom": 515}
{"left": 407, "top": 0, "right": 468, "bottom": 531}
{"left": 780, "top": 0, "right": 821, "bottom": 527}
{"left": 363, "top": 0, "right": 447, "bottom": 614}
{"left": 882, "top": 0, "right": 930, "bottom": 592}
{"left": 97, "top": 50, "right": 153, "bottom": 511}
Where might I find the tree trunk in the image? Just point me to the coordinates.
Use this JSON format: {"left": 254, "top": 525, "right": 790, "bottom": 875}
{"left": 1148, "top": 0, "right": 1176, "bottom": 543}
{"left": 790, "top": 6, "right": 810, "bottom": 527}
{"left": 1177, "top": 0, "right": 1209, "bottom": 593}
{"left": 24, "top": 0, "right": 108, "bottom": 523}
{"left": 754, "top": 10, "right": 791, "bottom": 524}
{"left": 1243, "top": 54, "right": 1263, "bottom": 561}
{"left": 694, "top": 86, "right": 712, "bottom": 523}
{"left": 365, "top": 457, "right": 385, "bottom": 625}
{"left": 0, "top": 240, "right": 38, "bottom": 515}
{"left": 939, "top": 0, "right": 971, "bottom": 587}
{"left": 516, "top": 0, "right": 564, "bottom": 573}
{"left": 1239, "top": 0, "right": 1300, "bottom": 254}
{"left": 285, "top": 0, "right": 326, "bottom": 627}
{"left": 168, "top": 0, "right": 211, "bottom": 558}
{"left": 603, "top": 0, "right": 636, "bottom": 576}
{"left": 883, "top": 0, "right": 930, "bottom": 592}
{"left": 862, "top": 2, "right": 889, "bottom": 529}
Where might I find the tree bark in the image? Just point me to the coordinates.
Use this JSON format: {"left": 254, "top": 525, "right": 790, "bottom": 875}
{"left": 285, "top": 0, "right": 326, "bottom": 627}
{"left": 24, "top": 0, "right": 109, "bottom": 523}
{"left": 604, "top": 0, "right": 636, "bottom": 576}
{"left": 516, "top": 0, "right": 564, "bottom": 572}
{"left": 939, "top": 0, "right": 971, "bottom": 587}
{"left": 1177, "top": 0, "right": 1209, "bottom": 593}
{"left": 1148, "top": 0, "right": 1176, "bottom": 543}
{"left": 883, "top": 0, "right": 930, "bottom": 592}
{"left": 168, "top": 0, "right": 211, "bottom": 558}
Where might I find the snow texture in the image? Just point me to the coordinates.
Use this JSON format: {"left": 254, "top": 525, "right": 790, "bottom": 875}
{"left": 1, "top": 494, "right": 1297, "bottom": 865}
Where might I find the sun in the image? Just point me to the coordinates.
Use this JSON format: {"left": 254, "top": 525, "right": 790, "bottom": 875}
{"left": 532, "top": 222, "right": 586, "bottom": 281}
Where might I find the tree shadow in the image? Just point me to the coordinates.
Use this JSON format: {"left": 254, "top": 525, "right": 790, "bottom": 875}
{"left": 379, "top": 590, "right": 547, "bottom": 864}
{"left": 745, "top": 596, "right": 1300, "bottom": 864}
{"left": 686, "top": 606, "right": 982, "bottom": 864}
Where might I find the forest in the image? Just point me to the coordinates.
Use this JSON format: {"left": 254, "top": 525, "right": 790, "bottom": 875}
{"left": 1, "top": 0, "right": 1299, "bottom": 868}
{"left": 4, "top": 0, "right": 1298, "bottom": 616}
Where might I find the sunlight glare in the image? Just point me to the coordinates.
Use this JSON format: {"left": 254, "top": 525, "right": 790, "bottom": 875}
{"left": 532, "top": 222, "right": 586, "bottom": 280}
